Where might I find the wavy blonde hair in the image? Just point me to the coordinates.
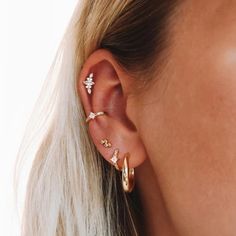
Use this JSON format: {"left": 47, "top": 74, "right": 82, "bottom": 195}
{"left": 15, "top": 0, "right": 178, "bottom": 235}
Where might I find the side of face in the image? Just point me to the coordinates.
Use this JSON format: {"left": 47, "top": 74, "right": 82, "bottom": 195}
{"left": 129, "top": 0, "right": 236, "bottom": 234}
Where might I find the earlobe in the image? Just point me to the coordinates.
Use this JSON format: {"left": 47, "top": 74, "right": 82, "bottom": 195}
{"left": 77, "top": 49, "right": 148, "bottom": 173}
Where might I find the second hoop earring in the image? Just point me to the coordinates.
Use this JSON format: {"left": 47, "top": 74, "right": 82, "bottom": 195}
{"left": 122, "top": 153, "right": 135, "bottom": 193}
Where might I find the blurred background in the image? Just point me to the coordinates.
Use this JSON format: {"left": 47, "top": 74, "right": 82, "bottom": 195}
{"left": 0, "top": 0, "right": 78, "bottom": 234}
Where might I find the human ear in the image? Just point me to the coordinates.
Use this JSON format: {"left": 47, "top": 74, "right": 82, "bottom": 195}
{"left": 77, "top": 49, "right": 147, "bottom": 169}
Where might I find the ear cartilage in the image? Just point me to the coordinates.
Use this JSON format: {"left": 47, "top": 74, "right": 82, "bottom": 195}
{"left": 85, "top": 111, "right": 105, "bottom": 123}
{"left": 83, "top": 73, "right": 95, "bottom": 94}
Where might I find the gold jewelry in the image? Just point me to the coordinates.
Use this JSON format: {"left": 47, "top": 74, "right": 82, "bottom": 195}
{"left": 101, "top": 139, "right": 112, "bottom": 148}
{"left": 83, "top": 72, "right": 95, "bottom": 94}
{"left": 122, "top": 153, "right": 135, "bottom": 193}
{"left": 86, "top": 111, "right": 105, "bottom": 123}
{"left": 110, "top": 149, "right": 122, "bottom": 171}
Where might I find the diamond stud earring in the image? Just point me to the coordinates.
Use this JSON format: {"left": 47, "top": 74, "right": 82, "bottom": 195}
{"left": 101, "top": 139, "right": 112, "bottom": 148}
{"left": 83, "top": 73, "right": 95, "bottom": 94}
{"left": 85, "top": 111, "right": 105, "bottom": 123}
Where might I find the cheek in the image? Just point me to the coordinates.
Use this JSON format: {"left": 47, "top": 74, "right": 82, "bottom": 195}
{"left": 136, "top": 2, "right": 236, "bottom": 233}
{"left": 137, "top": 44, "right": 236, "bottom": 233}
{"left": 175, "top": 47, "right": 236, "bottom": 155}
{"left": 143, "top": 45, "right": 236, "bottom": 163}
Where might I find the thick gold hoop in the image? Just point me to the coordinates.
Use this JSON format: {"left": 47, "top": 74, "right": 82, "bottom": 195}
{"left": 122, "top": 153, "right": 135, "bottom": 193}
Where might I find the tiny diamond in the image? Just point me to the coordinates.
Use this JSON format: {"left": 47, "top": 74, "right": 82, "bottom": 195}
{"left": 89, "top": 112, "right": 96, "bottom": 119}
{"left": 110, "top": 149, "right": 119, "bottom": 167}
{"left": 83, "top": 73, "right": 95, "bottom": 94}
{"left": 111, "top": 155, "right": 118, "bottom": 164}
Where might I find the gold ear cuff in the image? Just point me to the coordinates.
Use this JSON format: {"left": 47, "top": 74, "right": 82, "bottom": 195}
{"left": 85, "top": 111, "right": 105, "bottom": 123}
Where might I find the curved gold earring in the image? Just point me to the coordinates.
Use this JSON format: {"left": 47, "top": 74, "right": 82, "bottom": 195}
{"left": 122, "top": 153, "right": 135, "bottom": 193}
{"left": 85, "top": 111, "right": 105, "bottom": 123}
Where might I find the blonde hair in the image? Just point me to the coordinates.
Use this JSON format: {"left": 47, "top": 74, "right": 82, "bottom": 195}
{"left": 15, "top": 0, "right": 178, "bottom": 235}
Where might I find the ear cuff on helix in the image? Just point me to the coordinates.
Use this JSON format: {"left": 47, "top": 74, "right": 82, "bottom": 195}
{"left": 86, "top": 111, "right": 105, "bottom": 123}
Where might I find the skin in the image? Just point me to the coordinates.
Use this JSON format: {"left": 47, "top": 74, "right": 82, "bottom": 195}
{"left": 78, "top": 1, "right": 236, "bottom": 235}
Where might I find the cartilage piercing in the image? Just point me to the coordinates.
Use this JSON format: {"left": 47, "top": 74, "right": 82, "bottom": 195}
{"left": 83, "top": 73, "right": 95, "bottom": 94}
{"left": 85, "top": 111, "right": 105, "bottom": 123}
{"left": 101, "top": 139, "right": 112, "bottom": 148}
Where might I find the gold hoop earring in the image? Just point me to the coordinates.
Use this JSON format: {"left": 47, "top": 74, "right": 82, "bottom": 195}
{"left": 122, "top": 153, "right": 135, "bottom": 193}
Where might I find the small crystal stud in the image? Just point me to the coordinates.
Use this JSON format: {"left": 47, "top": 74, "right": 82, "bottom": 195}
{"left": 88, "top": 112, "right": 96, "bottom": 119}
{"left": 101, "top": 139, "right": 112, "bottom": 148}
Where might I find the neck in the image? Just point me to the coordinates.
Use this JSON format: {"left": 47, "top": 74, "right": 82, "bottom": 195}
{"left": 134, "top": 158, "right": 177, "bottom": 236}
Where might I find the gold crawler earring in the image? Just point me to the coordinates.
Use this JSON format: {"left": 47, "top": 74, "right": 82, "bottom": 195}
{"left": 86, "top": 111, "right": 105, "bottom": 123}
{"left": 122, "top": 152, "right": 135, "bottom": 193}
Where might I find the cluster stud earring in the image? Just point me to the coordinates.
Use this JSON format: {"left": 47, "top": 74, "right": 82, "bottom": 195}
{"left": 83, "top": 72, "right": 95, "bottom": 94}
{"left": 100, "top": 139, "right": 112, "bottom": 148}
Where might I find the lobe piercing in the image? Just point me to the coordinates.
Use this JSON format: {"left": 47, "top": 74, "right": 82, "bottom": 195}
{"left": 83, "top": 73, "right": 95, "bottom": 94}
{"left": 110, "top": 149, "right": 122, "bottom": 171}
{"left": 122, "top": 152, "right": 135, "bottom": 192}
{"left": 85, "top": 111, "right": 105, "bottom": 123}
{"left": 101, "top": 139, "right": 112, "bottom": 148}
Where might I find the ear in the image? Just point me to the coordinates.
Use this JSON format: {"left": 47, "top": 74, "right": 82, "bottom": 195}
{"left": 77, "top": 49, "right": 147, "bottom": 170}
